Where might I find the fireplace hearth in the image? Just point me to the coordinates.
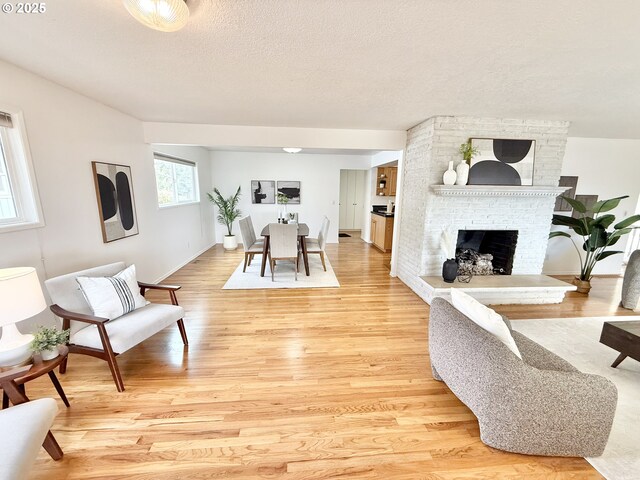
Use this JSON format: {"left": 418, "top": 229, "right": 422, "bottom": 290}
{"left": 456, "top": 230, "right": 518, "bottom": 275}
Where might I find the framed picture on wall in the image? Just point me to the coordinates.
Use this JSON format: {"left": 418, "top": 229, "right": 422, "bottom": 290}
{"left": 554, "top": 176, "right": 579, "bottom": 212}
{"left": 277, "top": 181, "right": 301, "bottom": 204}
{"left": 468, "top": 138, "right": 536, "bottom": 186}
{"left": 91, "top": 161, "right": 139, "bottom": 243}
{"left": 251, "top": 180, "right": 275, "bottom": 204}
{"left": 572, "top": 194, "right": 599, "bottom": 219}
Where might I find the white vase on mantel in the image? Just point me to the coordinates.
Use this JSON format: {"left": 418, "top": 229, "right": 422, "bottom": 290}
{"left": 443, "top": 161, "right": 457, "bottom": 185}
{"left": 455, "top": 161, "right": 470, "bottom": 185}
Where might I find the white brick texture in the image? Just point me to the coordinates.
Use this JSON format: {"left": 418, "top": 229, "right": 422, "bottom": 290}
{"left": 396, "top": 116, "right": 570, "bottom": 303}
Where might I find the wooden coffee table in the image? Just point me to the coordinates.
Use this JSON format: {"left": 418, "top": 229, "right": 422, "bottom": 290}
{"left": 599, "top": 321, "right": 640, "bottom": 368}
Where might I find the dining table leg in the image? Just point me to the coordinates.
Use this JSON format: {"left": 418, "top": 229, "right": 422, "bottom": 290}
{"left": 300, "top": 236, "right": 310, "bottom": 276}
{"left": 260, "top": 236, "right": 270, "bottom": 277}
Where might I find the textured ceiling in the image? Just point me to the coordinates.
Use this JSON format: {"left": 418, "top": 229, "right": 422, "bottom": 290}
{"left": 0, "top": 1, "right": 639, "bottom": 138}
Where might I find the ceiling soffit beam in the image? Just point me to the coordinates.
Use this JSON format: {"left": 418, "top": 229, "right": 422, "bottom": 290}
{"left": 142, "top": 122, "right": 407, "bottom": 151}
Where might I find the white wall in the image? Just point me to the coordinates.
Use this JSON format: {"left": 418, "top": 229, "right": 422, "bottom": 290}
{"left": 0, "top": 60, "right": 214, "bottom": 330}
{"left": 209, "top": 151, "right": 371, "bottom": 244}
{"left": 543, "top": 137, "right": 640, "bottom": 275}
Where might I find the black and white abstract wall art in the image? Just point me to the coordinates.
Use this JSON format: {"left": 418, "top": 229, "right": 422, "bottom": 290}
{"left": 92, "top": 161, "right": 138, "bottom": 243}
{"left": 277, "top": 181, "right": 301, "bottom": 204}
{"left": 251, "top": 180, "right": 275, "bottom": 204}
{"left": 468, "top": 138, "right": 536, "bottom": 186}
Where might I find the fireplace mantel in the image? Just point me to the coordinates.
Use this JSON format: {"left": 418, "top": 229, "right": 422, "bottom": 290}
{"left": 430, "top": 185, "right": 569, "bottom": 197}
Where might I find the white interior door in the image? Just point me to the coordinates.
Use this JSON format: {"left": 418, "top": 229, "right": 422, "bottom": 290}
{"left": 352, "top": 170, "right": 367, "bottom": 229}
{"left": 339, "top": 170, "right": 349, "bottom": 229}
{"left": 345, "top": 170, "right": 357, "bottom": 228}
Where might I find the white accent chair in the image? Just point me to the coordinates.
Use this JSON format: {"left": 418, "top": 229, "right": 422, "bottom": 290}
{"left": 44, "top": 262, "right": 188, "bottom": 392}
{"left": 239, "top": 216, "right": 266, "bottom": 272}
{"left": 0, "top": 397, "right": 60, "bottom": 480}
{"left": 269, "top": 223, "right": 299, "bottom": 281}
{"left": 306, "top": 216, "right": 330, "bottom": 271}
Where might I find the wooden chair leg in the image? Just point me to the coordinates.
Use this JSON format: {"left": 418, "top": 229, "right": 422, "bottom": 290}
{"left": 98, "top": 324, "right": 125, "bottom": 392}
{"left": 177, "top": 319, "right": 188, "bottom": 345}
{"left": 243, "top": 253, "right": 249, "bottom": 272}
{"left": 59, "top": 355, "right": 68, "bottom": 375}
{"left": 295, "top": 258, "right": 298, "bottom": 281}
{"left": 271, "top": 259, "right": 275, "bottom": 281}
{"left": 48, "top": 371, "right": 70, "bottom": 408}
{"left": 320, "top": 252, "right": 327, "bottom": 271}
{"left": 248, "top": 253, "right": 253, "bottom": 266}
{"left": 43, "top": 431, "right": 64, "bottom": 460}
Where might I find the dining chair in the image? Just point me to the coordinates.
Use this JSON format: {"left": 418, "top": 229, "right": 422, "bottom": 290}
{"left": 239, "top": 216, "right": 265, "bottom": 272}
{"left": 269, "top": 223, "right": 299, "bottom": 281}
{"left": 306, "top": 216, "right": 330, "bottom": 271}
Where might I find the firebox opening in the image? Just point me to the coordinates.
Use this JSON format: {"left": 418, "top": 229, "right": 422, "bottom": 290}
{"left": 456, "top": 230, "right": 518, "bottom": 275}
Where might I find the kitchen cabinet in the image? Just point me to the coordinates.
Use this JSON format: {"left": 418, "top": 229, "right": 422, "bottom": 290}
{"left": 370, "top": 214, "right": 394, "bottom": 252}
{"left": 376, "top": 166, "right": 398, "bottom": 197}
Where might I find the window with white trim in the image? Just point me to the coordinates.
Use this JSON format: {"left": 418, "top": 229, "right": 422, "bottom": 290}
{"left": 0, "top": 109, "right": 43, "bottom": 231}
{"left": 153, "top": 154, "right": 199, "bottom": 207}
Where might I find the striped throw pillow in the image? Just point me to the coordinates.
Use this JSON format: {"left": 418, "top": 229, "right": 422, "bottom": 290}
{"left": 76, "top": 265, "right": 148, "bottom": 320}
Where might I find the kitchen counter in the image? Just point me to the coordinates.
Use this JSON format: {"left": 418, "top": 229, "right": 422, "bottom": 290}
{"left": 371, "top": 211, "right": 394, "bottom": 217}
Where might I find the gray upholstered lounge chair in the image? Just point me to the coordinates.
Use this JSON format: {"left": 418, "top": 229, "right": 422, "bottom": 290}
{"left": 428, "top": 297, "right": 617, "bottom": 457}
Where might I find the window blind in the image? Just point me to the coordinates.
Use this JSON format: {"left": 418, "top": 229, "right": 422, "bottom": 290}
{"left": 0, "top": 111, "right": 12, "bottom": 128}
{"left": 153, "top": 153, "right": 196, "bottom": 167}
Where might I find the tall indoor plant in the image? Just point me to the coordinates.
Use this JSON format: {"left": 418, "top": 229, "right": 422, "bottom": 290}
{"left": 549, "top": 195, "right": 640, "bottom": 293}
{"left": 208, "top": 186, "right": 242, "bottom": 250}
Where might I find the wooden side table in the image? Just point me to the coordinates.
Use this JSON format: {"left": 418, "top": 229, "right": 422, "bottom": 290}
{"left": 1, "top": 346, "right": 70, "bottom": 409}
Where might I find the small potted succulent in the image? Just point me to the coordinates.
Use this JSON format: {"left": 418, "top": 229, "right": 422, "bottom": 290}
{"left": 30, "top": 326, "right": 70, "bottom": 361}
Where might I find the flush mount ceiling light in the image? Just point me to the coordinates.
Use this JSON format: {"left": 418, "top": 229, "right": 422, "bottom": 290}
{"left": 283, "top": 148, "right": 302, "bottom": 154}
{"left": 123, "top": 0, "right": 190, "bottom": 32}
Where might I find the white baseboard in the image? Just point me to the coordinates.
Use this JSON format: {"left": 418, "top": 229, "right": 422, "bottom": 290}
{"left": 154, "top": 241, "right": 216, "bottom": 283}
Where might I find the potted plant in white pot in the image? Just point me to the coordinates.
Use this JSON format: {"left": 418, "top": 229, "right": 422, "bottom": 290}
{"left": 549, "top": 195, "right": 640, "bottom": 293}
{"left": 30, "top": 325, "right": 70, "bottom": 361}
{"left": 208, "top": 186, "right": 242, "bottom": 251}
{"left": 277, "top": 193, "right": 290, "bottom": 222}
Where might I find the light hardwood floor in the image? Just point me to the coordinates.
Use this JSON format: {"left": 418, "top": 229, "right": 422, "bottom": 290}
{"left": 26, "top": 241, "right": 633, "bottom": 479}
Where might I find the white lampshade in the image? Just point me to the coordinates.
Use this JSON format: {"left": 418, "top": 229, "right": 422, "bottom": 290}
{"left": 123, "top": 0, "right": 190, "bottom": 32}
{"left": 0, "top": 267, "right": 47, "bottom": 327}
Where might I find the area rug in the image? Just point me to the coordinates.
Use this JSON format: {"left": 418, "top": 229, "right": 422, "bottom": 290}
{"left": 222, "top": 254, "right": 340, "bottom": 289}
{"left": 512, "top": 316, "right": 640, "bottom": 480}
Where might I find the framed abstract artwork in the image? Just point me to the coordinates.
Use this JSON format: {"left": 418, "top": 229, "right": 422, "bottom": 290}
{"left": 554, "top": 176, "right": 579, "bottom": 212}
{"left": 277, "top": 181, "right": 301, "bottom": 204}
{"left": 468, "top": 138, "right": 536, "bottom": 186}
{"left": 251, "top": 180, "right": 276, "bottom": 204}
{"left": 572, "top": 195, "right": 599, "bottom": 219}
{"left": 91, "top": 161, "right": 139, "bottom": 243}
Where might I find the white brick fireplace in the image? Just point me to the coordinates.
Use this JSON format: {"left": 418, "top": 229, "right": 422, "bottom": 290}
{"left": 395, "top": 116, "right": 573, "bottom": 304}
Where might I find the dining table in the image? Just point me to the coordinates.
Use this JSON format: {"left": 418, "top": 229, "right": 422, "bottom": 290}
{"left": 260, "top": 223, "right": 310, "bottom": 277}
